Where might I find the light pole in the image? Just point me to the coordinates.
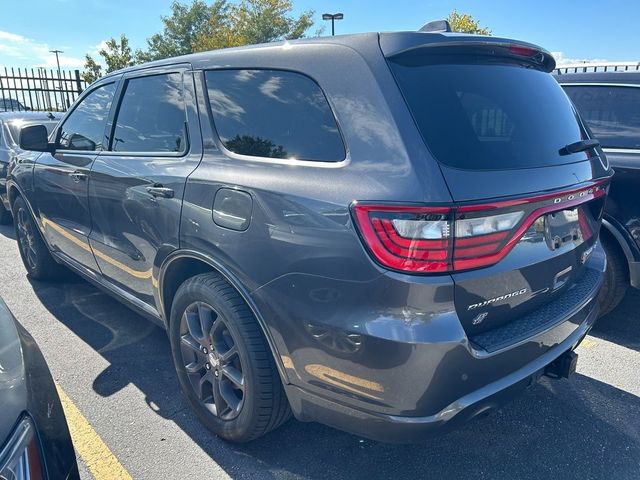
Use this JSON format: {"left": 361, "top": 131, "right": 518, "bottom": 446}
{"left": 322, "top": 13, "right": 344, "bottom": 36}
{"left": 50, "top": 49, "right": 63, "bottom": 90}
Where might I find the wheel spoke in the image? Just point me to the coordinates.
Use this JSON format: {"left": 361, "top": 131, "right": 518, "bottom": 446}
{"left": 185, "top": 311, "right": 203, "bottom": 342}
{"left": 219, "top": 381, "right": 242, "bottom": 412}
{"left": 211, "top": 376, "right": 227, "bottom": 416}
{"left": 180, "top": 334, "right": 201, "bottom": 353}
{"left": 185, "top": 358, "right": 206, "bottom": 375}
{"left": 197, "top": 303, "right": 215, "bottom": 342}
{"left": 221, "top": 364, "right": 244, "bottom": 390}
{"left": 198, "top": 372, "right": 215, "bottom": 402}
{"left": 220, "top": 345, "right": 238, "bottom": 363}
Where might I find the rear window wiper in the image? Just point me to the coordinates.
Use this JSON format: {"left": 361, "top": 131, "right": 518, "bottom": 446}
{"left": 560, "top": 139, "right": 600, "bottom": 155}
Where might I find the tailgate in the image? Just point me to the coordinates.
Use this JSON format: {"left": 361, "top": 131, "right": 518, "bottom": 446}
{"left": 383, "top": 33, "right": 613, "bottom": 338}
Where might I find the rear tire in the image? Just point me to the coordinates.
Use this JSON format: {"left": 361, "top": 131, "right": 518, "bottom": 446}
{"left": 598, "top": 235, "right": 628, "bottom": 317}
{"left": 12, "top": 196, "right": 63, "bottom": 280}
{"left": 169, "top": 273, "right": 290, "bottom": 442}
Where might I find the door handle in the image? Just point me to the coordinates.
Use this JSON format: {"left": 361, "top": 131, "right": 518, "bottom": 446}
{"left": 68, "top": 170, "right": 87, "bottom": 182}
{"left": 146, "top": 184, "right": 174, "bottom": 199}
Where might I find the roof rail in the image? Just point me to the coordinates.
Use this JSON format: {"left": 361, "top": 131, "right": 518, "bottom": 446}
{"left": 555, "top": 61, "right": 640, "bottom": 74}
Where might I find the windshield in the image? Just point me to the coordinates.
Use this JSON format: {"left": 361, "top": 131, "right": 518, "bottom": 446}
{"left": 6, "top": 120, "right": 57, "bottom": 145}
{"left": 389, "top": 60, "right": 591, "bottom": 170}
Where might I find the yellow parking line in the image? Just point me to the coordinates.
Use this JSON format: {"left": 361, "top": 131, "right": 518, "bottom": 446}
{"left": 579, "top": 337, "right": 598, "bottom": 348}
{"left": 55, "top": 383, "right": 133, "bottom": 480}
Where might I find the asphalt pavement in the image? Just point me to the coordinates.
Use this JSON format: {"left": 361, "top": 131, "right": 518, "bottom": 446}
{"left": 0, "top": 223, "right": 638, "bottom": 479}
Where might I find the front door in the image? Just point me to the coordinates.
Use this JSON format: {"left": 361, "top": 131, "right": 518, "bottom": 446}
{"left": 33, "top": 81, "right": 118, "bottom": 272}
{"left": 88, "top": 67, "right": 202, "bottom": 308}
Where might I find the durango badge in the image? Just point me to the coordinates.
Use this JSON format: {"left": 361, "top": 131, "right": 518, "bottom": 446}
{"left": 468, "top": 288, "right": 528, "bottom": 310}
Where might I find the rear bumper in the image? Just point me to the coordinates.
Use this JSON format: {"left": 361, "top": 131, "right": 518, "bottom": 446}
{"left": 286, "top": 300, "right": 598, "bottom": 443}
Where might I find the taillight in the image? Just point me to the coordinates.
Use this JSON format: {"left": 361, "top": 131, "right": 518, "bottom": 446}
{"left": 353, "top": 205, "right": 453, "bottom": 273}
{"left": 352, "top": 180, "right": 610, "bottom": 274}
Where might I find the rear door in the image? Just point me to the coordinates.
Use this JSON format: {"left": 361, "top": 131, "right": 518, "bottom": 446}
{"left": 88, "top": 66, "right": 202, "bottom": 308}
{"left": 383, "top": 36, "right": 612, "bottom": 340}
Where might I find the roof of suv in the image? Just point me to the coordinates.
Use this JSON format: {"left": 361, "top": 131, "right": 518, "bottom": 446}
{"left": 102, "top": 31, "right": 553, "bottom": 79}
{"left": 555, "top": 71, "right": 640, "bottom": 85}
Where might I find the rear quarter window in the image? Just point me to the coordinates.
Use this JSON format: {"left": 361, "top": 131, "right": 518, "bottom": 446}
{"left": 562, "top": 85, "right": 640, "bottom": 149}
{"left": 204, "top": 69, "right": 345, "bottom": 162}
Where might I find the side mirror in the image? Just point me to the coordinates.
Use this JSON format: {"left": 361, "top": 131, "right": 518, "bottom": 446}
{"left": 68, "top": 133, "right": 96, "bottom": 151}
{"left": 19, "top": 124, "right": 51, "bottom": 152}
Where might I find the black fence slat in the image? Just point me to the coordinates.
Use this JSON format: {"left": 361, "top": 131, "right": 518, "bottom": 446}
{"left": 9, "top": 67, "right": 20, "bottom": 111}
{"left": 0, "top": 67, "right": 6, "bottom": 111}
{"left": 24, "top": 68, "right": 35, "bottom": 110}
{"left": 0, "top": 65, "right": 87, "bottom": 112}
{"left": 30, "top": 69, "right": 41, "bottom": 111}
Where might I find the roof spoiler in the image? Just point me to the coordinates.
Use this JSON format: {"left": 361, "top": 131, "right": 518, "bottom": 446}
{"left": 382, "top": 35, "right": 556, "bottom": 73}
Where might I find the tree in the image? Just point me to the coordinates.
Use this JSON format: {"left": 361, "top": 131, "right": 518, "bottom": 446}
{"left": 81, "top": 55, "right": 102, "bottom": 84}
{"left": 225, "top": 134, "right": 287, "bottom": 158}
{"left": 447, "top": 9, "right": 491, "bottom": 35}
{"left": 84, "top": 0, "right": 319, "bottom": 76}
{"left": 82, "top": 34, "right": 137, "bottom": 83}
{"left": 195, "top": 0, "right": 315, "bottom": 51}
{"left": 136, "top": 0, "right": 228, "bottom": 62}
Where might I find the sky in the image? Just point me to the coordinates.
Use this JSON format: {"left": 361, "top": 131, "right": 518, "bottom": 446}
{"left": 1, "top": 0, "right": 639, "bottom": 71}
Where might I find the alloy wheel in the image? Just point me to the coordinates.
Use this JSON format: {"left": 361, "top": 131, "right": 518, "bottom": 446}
{"left": 16, "top": 208, "right": 37, "bottom": 270}
{"left": 179, "top": 301, "right": 245, "bottom": 420}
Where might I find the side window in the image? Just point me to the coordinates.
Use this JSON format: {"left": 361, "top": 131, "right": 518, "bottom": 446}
{"left": 59, "top": 82, "right": 116, "bottom": 151}
{"left": 564, "top": 85, "right": 640, "bottom": 149}
{"left": 111, "top": 73, "right": 186, "bottom": 153}
{"left": 205, "top": 69, "right": 345, "bottom": 162}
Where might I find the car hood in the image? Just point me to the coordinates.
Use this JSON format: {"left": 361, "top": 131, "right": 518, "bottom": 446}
{"left": 0, "top": 298, "right": 27, "bottom": 443}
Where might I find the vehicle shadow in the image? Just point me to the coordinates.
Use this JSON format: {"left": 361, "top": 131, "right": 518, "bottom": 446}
{"left": 589, "top": 288, "right": 640, "bottom": 353}
{"left": 27, "top": 276, "right": 640, "bottom": 479}
{"left": 0, "top": 223, "right": 16, "bottom": 240}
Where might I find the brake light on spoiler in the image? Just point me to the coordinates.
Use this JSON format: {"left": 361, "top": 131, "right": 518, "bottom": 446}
{"left": 352, "top": 179, "right": 610, "bottom": 274}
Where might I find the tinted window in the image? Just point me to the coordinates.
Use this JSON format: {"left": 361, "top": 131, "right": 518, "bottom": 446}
{"left": 205, "top": 69, "right": 344, "bottom": 162}
{"left": 563, "top": 85, "right": 640, "bottom": 149}
{"left": 112, "top": 73, "right": 186, "bottom": 153}
{"left": 59, "top": 83, "right": 116, "bottom": 151}
{"left": 389, "top": 60, "right": 589, "bottom": 170}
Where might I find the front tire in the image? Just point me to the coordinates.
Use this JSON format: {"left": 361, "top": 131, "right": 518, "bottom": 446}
{"left": 598, "top": 235, "right": 629, "bottom": 317}
{"left": 169, "top": 273, "right": 290, "bottom": 442}
{"left": 12, "top": 196, "right": 62, "bottom": 280}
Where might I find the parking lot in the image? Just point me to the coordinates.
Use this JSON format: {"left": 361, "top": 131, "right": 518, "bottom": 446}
{"left": 0, "top": 224, "right": 638, "bottom": 479}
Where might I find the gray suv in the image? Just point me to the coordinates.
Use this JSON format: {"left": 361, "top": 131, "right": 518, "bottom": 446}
{"left": 10, "top": 30, "right": 612, "bottom": 443}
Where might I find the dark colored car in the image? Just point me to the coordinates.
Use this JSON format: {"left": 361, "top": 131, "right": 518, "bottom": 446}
{"left": 0, "top": 112, "right": 60, "bottom": 223}
{"left": 0, "top": 297, "right": 79, "bottom": 479}
{"left": 9, "top": 30, "right": 612, "bottom": 443}
{"left": 0, "top": 99, "right": 28, "bottom": 112}
{"left": 556, "top": 70, "right": 640, "bottom": 315}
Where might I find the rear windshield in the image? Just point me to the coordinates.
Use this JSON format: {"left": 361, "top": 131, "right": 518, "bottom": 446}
{"left": 389, "top": 59, "right": 590, "bottom": 170}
